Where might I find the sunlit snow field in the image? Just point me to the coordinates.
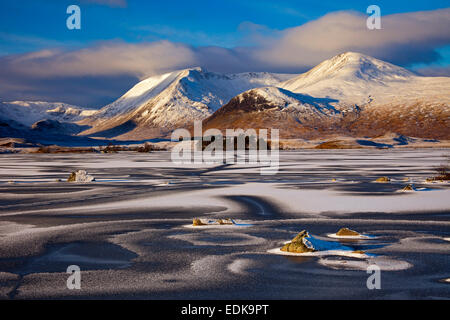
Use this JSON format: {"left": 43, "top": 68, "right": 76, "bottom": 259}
{"left": 0, "top": 149, "right": 449, "bottom": 299}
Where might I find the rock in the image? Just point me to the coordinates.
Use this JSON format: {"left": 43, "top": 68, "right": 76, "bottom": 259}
{"left": 192, "top": 218, "right": 206, "bottom": 226}
{"left": 401, "top": 184, "right": 415, "bottom": 192}
{"left": 217, "top": 219, "right": 234, "bottom": 225}
{"left": 281, "top": 230, "right": 316, "bottom": 253}
{"left": 336, "top": 228, "right": 361, "bottom": 236}
{"left": 67, "top": 170, "right": 95, "bottom": 183}
{"left": 193, "top": 218, "right": 235, "bottom": 226}
{"left": 375, "top": 176, "right": 390, "bottom": 182}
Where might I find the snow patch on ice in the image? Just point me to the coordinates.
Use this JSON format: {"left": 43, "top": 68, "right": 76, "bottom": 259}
{"left": 318, "top": 256, "right": 412, "bottom": 271}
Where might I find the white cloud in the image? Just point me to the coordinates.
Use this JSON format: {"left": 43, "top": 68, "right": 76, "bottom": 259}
{"left": 252, "top": 9, "right": 450, "bottom": 69}
{"left": 2, "top": 40, "right": 196, "bottom": 79}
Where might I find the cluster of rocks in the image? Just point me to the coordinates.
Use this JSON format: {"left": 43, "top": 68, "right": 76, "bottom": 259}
{"left": 192, "top": 218, "right": 235, "bottom": 226}
{"left": 281, "top": 228, "right": 369, "bottom": 254}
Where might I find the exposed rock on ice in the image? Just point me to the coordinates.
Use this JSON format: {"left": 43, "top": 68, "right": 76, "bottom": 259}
{"left": 192, "top": 218, "right": 206, "bottom": 226}
{"left": 401, "top": 184, "right": 415, "bottom": 192}
{"left": 281, "top": 230, "right": 316, "bottom": 253}
{"left": 67, "top": 170, "right": 95, "bottom": 183}
{"left": 192, "top": 218, "right": 235, "bottom": 226}
{"left": 328, "top": 228, "right": 374, "bottom": 239}
{"left": 336, "top": 228, "right": 360, "bottom": 237}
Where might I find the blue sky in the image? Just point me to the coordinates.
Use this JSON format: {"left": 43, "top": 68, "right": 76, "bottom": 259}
{"left": 1, "top": 0, "right": 449, "bottom": 52}
{"left": 0, "top": 0, "right": 449, "bottom": 106}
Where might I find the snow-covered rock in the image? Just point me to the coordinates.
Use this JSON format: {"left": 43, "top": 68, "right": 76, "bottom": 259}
{"left": 67, "top": 170, "right": 95, "bottom": 183}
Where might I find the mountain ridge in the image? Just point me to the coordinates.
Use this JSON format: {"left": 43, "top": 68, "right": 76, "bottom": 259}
{"left": 77, "top": 68, "right": 294, "bottom": 139}
{"left": 201, "top": 52, "right": 450, "bottom": 139}
{"left": 1, "top": 52, "right": 449, "bottom": 142}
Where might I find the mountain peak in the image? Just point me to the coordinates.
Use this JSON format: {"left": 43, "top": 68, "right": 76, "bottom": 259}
{"left": 282, "top": 52, "right": 415, "bottom": 94}
{"left": 312, "top": 51, "right": 414, "bottom": 80}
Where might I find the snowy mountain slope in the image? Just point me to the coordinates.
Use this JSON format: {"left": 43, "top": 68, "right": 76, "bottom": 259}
{"left": 1, "top": 52, "right": 448, "bottom": 142}
{"left": 79, "top": 68, "right": 295, "bottom": 138}
{"left": 202, "top": 87, "right": 350, "bottom": 139}
{"left": 0, "top": 101, "right": 96, "bottom": 127}
{"left": 202, "top": 52, "right": 450, "bottom": 139}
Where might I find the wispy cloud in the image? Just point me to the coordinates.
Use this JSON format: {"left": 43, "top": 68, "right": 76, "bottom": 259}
{"left": 0, "top": 32, "right": 81, "bottom": 56}
{"left": 415, "top": 65, "right": 450, "bottom": 77}
{"left": 1, "top": 40, "right": 195, "bottom": 78}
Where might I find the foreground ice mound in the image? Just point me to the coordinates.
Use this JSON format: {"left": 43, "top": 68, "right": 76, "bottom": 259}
{"left": 67, "top": 170, "right": 95, "bottom": 182}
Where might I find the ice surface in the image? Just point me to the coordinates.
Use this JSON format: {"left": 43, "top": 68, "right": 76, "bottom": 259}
{"left": 0, "top": 149, "right": 448, "bottom": 299}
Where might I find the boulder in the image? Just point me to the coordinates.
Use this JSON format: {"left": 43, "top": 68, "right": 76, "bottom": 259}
{"left": 281, "top": 230, "right": 316, "bottom": 253}
{"left": 193, "top": 218, "right": 235, "bottom": 226}
{"left": 336, "top": 228, "right": 361, "bottom": 236}
{"left": 67, "top": 170, "right": 95, "bottom": 182}
{"left": 218, "top": 219, "right": 234, "bottom": 225}
{"left": 401, "top": 184, "right": 415, "bottom": 192}
{"left": 192, "top": 218, "right": 206, "bottom": 226}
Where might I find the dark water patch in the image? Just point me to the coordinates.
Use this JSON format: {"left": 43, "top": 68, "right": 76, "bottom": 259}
{"left": 356, "top": 140, "right": 393, "bottom": 148}
{"left": 196, "top": 234, "right": 251, "bottom": 244}
{"left": 0, "top": 186, "right": 92, "bottom": 194}
{"left": 330, "top": 182, "right": 408, "bottom": 194}
{"left": 224, "top": 195, "right": 280, "bottom": 217}
{"left": 0, "top": 241, "right": 138, "bottom": 276}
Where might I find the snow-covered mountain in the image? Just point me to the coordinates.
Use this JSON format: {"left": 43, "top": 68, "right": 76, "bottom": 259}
{"left": 203, "top": 52, "right": 450, "bottom": 139}
{"left": 0, "top": 101, "right": 99, "bottom": 143}
{"left": 281, "top": 52, "right": 449, "bottom": 107}
{"left": 79, "top": 68, "right": 294, "bottom": 139}
{"left": 0, "top": 101, "right": 96, "bottom": 127}
{"left": 1, "top": 52, "right": 448, "bottom": 142}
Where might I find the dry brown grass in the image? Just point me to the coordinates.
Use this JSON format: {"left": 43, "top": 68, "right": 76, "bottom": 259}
{"left": 34, "top": 146, "right": 97, "bottom": 154}
{"left": 314, "top": 140, "right": 346, "bottom": 149}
